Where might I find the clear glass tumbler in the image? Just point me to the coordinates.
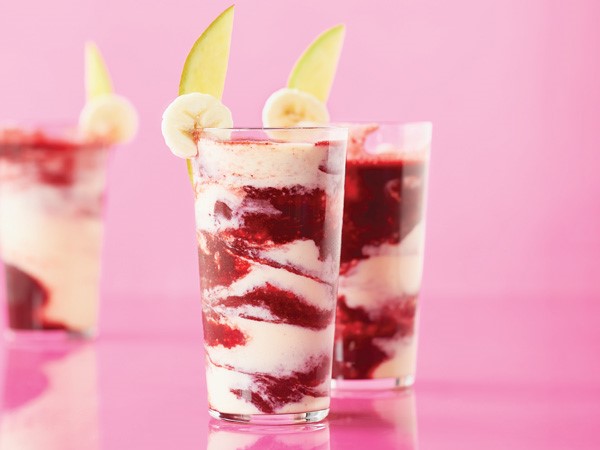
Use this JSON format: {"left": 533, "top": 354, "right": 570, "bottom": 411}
{"left": 0, "top": 125, "right": 110, "bottom": 339}
{"left": 192, "top": 127, "right": 347, "bottom": 424}
{"left": 332, "top": 122, "right": 432, "bottom": 389}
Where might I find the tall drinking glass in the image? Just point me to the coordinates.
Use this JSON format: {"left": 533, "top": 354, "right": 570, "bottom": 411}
{"left": 332, "top": 122, "right": 432, "bottom": 389}
{"left": 192, "top": 127, "right": 347, "bottom": 424}
{"left": 0, "top": 125, "right": 110, "bottom": 339}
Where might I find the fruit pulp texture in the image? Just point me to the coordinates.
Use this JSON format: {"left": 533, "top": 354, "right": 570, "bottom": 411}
{"left": 0, "top": 130, "right": 108, "bottom": 333}
{"left": 194, "top": 138, "right": 346, "bottom": 415}
{"left": 333, "top": 156, "right": 428, "bottom": 380}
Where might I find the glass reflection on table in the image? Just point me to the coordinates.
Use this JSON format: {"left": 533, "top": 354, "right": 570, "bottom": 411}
{"left": 208, "top": 419, "right": 330, "bottom": 450}
{"left": 0, "top": 340, "right": 100, "bottom": 450}
{"left": 329, "top": 388, "right": 418, "bottom": 449}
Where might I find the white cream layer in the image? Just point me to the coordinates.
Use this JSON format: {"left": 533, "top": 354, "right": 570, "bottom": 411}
{"left": 206, "top": 317, "right": 335, "bottom": 375}
{"left": 0, "top": 153, "right": 107, "bottom": 332}
{"left": 204, "top": 263, "right": 335, "bottom": 312}
{"left": 338, "top": 222, "right": 425, "bottom": 310}
{"left": 372, "top": 335, "right": 418, "bottom": 379}
{"left": 259, "top": 239, "right": 332, "bottom": 280}
{"left": 196, "top": 140, "right": 331, "bottom": 189}
{"left": 194, "top": 183, "right": 245, "bottom": 233}
{"left": 0, "top": 186, "right": 103, "bottom": 331}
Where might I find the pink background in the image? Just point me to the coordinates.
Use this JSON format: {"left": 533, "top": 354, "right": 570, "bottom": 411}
{"left": 1, "top": 0, "right": 600, "bottom": 402}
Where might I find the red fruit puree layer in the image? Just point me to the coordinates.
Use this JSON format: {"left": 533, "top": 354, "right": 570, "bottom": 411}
{"left": 230, "top": 355, "right": 331, "bottom": 414}
{"left": 0, "top": 128, "right": 102, "bottom": 186}
{"left": 4, "top": 265, "right": 67, "bottom": 330}
{"left": 333, "top": 157, "right": 427, "bottom": 380}
{"left": 217, "top": 283, "right": 333, "bottom": 331}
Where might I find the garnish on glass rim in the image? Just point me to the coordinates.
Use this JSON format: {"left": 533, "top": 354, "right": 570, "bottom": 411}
{"left": 161, "top": 5, "right": 235, "bottom": 184}
{"left": 79, "top": 41, "right": 138, "bottom": 144}
{"left": 262, "top": 24, "right": 345, "bottom": 128}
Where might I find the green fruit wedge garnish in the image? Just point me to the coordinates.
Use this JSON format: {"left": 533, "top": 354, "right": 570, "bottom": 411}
{"left": 178, "top": 5, "right": 234, "bottom": 182}
{"left": 287, "top": 25, "right": 345, "bottom": 102}
{"left": 179, "top": 5, "right": 234, "bottom": 99}
{"left": 85, "top": 42, "right": 114, "bottom": 101}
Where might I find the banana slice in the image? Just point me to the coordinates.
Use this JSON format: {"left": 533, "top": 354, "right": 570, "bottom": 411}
{"left": 262, "top": 87, "right": 329, "bottom": 128}
{"left": 161, "top": 92, "right": 233, "bottom": 159}
{"left": 79, "top": 93, "right": 138, "bottom": 144}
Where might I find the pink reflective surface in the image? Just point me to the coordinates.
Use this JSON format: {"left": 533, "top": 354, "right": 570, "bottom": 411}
{"left": 1, "top": 295, "right": 599, "bottom": 450}
{"left": 1, "top": 1, "right": 599, "bottom": 448}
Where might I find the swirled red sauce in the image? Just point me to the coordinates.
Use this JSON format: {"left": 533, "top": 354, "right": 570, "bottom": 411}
{"left": 333, "top": 295, "right": 417, "bottom": 379}
{"left": 340, "top": 158, "right": 426, "bottom": 270}
{"left": 202, "top": 310, "right": 248, "bottom": 349}
{"left": 217, "top": 283, "right": 333, "bottom": 330}
{"left": 4, "top": 264, "right": 67, "bottom": 330}
{"left": 0, "top": 128, "right": 105, "bottom": 186}
{"left": 230, "top": 355, "right": 331, "bottom": 414}
{"left": 334, "top": 153, "right": 426, "bottom": 379}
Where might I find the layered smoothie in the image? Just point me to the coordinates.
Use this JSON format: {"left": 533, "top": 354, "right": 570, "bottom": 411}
{"left": 333, "top": 123, "right": 431, "bottom": 387}
{"left": 0, "top": 128, "right": 109, "bottom": 335}
{"left": 160, "top": 9, "right": 349, "bottom": 422}
{"left": 193, "top": 129, "right": 346, "bottom": 420}
{"left": 0, "top": 42, "right": 137, "bottom": 338}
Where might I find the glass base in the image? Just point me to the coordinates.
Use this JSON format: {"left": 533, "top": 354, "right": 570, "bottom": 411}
{"left": 209, "top": 408, "right": 329, "bottom": 425}
{"left": 331, "top": 375, "right": 415, "bottom": 391}
{"left": 3, "top": 328, "right": 96, "bottom": 343}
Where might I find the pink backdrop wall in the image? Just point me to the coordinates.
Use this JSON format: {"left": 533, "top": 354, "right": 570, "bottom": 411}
{"left": 1, "top": 1, "right": 599, "bottom": 383}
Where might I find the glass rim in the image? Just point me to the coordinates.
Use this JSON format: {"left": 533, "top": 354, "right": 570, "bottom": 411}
{"left": 202, "top": 123, "right": 432, "bottom": 132}
{"left": 333, "top": 120, "right": 433, "bottom": 128}
{"left": 202, "top": 126, "right": 350, "bottom": 132}
{"left": 0, "top": 122, "right": 113, "bottom": 149}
